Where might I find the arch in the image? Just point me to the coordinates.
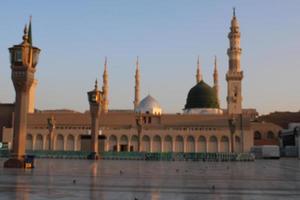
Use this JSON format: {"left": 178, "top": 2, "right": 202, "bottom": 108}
{"left": 220, "top": 136, "right": 229, "bottom": 153}
{"left": 142, "top": 135, "right": 150, "bottom": 152}
{"left": 164, "top": 135, "right": 172, "bottom": 152}
{"left": 235, "top": 136, "right": 241, "bottom": 153}
{"left": 254, "top": 131, "right": 261, "bottom": 140}
{"left": 119, "top": 135, "right": 129, "bottom": 152}
{"left": 152, "top": 135, "right": 162, "bottom": 152}
{"left": 66, "top": 135, "right": 75, "bottom": 151}
{"left": 186, "top": 136, "right": 195, "bottom": 152}
{"left": 108, "top": 135, "right": 117, "bottom": 151}
{"left": 55, "top": 134, "right": 64, "bottom": 151}
{"left": 26, "top": 134, "right": 33, "bottom": 150}
{"left": 197, "top": 136, "right": 207, "bottom": 152}
{"left": 175, "top": 135, "right": 184, "bottom": 152}
{"left": 267, "top": 131, "right": 275, "bottom": 139}
{"left": 208, "top": 136, "right": 218, "bottom": 153}
{"left": 35, "top": 134, "right": 43, "bottom": 150}
{"left": 130, "top": 135, "right": 139, "bottom": 152}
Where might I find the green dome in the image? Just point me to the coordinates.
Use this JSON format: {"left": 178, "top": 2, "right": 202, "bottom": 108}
{"left": 185, "top": 81, "right": 219, "bottom": 109}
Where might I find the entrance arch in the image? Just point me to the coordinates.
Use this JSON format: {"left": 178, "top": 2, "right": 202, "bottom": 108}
{"left": 142, "top": 135, "right": 150, "bottom": 152}
{"left": 26, "top": 134, "right": 33, "bottom": 150}
{"left": 152, "top": 135, "right": 162, "bottom": 152}
{"left": 55, "top": 134, "right": 64, "bottom": 151}
{"left": 175, "top": 135, "right": 184, "bottom": 152}
{"left": 197, "top": 136, "right": 207, "bottom": 152}
{"left": 209, "top": 136, "right": 218, "bottom": 153}
{"left": 164, "top": 135, "right": 172, "bottom": 152}
{"left": 220, "top": 136, "right": 229, "bottom": 153}
{"left": 66, "top": 135, "right": 75, "bottom": 151}
{"left": 35, "top": 134, "right": 43, "bottom": 150}
{"left": 186, "top": 136, "right": 195, "bottom": 152}
{"left": 108, "top": 135, "right": 117, "bottom": 151}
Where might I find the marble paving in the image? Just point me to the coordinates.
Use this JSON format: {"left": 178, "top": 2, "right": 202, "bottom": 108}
{"left": 0, "top": 158, "right": 300, "bottom": 200}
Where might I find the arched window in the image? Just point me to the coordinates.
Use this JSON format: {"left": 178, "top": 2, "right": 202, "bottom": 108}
{"left": 164, "top": 135, "right": 172, "bottom": 152}
{"left": 152, "top": 135, "right": 162, "bottom": 152}
{"left": 220, "top": 136, "right": 229, "bottom": 153}
{"left": 267, "top": 131, "right": 275, "bottom": 139}
{"left": 186, "top": 136, "right": 195, "bottom": 152}
{"left": 254, "top": 131, "right": 261, "bottom": 140}
{"left": 208, "top": 136, "right": 218, "bottom": 153}
{"left": 35, "top": 134, "right": 43, "bottom": 150}
{"left": 26, "top": 134, "right": 33, "bottom": 150}
{"left": 197, "top": 136, "right": 206, "bottom": 152}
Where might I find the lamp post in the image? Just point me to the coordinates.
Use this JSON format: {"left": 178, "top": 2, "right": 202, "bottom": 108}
{"left": 87, "top": 80, "right": 102, "bottom": 160}
{"left": 47, "top": 116, "right": 56, "bottom": 150}
{"left": 294, "top": 127, "right": 300, "bottom": 159}
{"left": 228, "top": 117, "right": 236, "bottom": 153}
{"left": 4, "top": 24, "right": 40, "bottom": 168}
{"left": 135, "top": 112, "right": 143, "bottom": 152}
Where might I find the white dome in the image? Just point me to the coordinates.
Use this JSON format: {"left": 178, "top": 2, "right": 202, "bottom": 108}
{"left": 136, "top": 95, "right": 162, "bottom": 115}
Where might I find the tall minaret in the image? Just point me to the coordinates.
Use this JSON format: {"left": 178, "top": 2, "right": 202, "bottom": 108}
{"left": 213, "top": 56, "right": 220, "bottom": 107}
{"left": 196, "top": 56, "right": 202, "bottom": 83}
{"left": 226, "top": 8, "right": 243, "bottom": 115}
{"left": 102, "top": 57, "right": 109, "bottom": 113}
{"left": 133, "top": 56, "right": 140, "bottom": 110}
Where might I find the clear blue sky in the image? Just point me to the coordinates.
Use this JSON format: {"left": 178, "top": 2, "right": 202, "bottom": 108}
{"left": 0, "top": 0, "right": 299, "bottom": 114}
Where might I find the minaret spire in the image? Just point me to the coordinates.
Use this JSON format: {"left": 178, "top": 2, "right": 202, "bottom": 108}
{"left": 102, "top": 57, "right": 109, "bottom": 113}
{"left": 233, "top": 7, "right": 236, "bottom": 17}
{"left": 94, "top": 79, "right": 98, "bottom": 91}
{"left": 213, "top": 56, "right": 220, "bottom": 107}
{"left": 134, "top": 56, "right": 140, "bottom": 110}
{"left": 196, "top": 56, "right": 202, "bottom": 83}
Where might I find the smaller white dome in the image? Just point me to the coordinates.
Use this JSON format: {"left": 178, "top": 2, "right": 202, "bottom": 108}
{"left": 136, "top": 95, "right": 162, "bottom": 115}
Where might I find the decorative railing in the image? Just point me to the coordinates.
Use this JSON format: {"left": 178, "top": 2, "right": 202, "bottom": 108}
{"left": 0, "top": 150, "right": 254, "bottom": 161}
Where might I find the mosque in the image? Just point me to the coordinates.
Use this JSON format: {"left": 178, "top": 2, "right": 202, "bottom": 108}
{"left": 0, "top": 11, "right": 282, "bottom": 156}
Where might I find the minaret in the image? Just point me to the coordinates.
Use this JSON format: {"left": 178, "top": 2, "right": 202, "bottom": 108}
{"left": 226, "top": 8, "right": 243, "bottom": 115}
{"left": 213, "top": 56, "right": 220, "bottom": 107}
{"left": 101, "top": 57, "right": 109, "bottom": 113}
{"left": 133, "top": 56, "right": 140, "bottom": 110}
{"left": 196, "top": 56, "right": 202, "bottom": 83}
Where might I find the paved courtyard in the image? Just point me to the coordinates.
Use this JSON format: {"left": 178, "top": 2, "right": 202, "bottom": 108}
{"left": 0, "top": 158, "right": 300, "bottom": 200}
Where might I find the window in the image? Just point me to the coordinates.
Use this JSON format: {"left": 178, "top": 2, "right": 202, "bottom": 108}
{"left": 267, "top": 131, "right": 275, "bottom": 139}
{"left": 254, "top": 131, "right": 261, "bottom": 140}
{"left": 15, "top": 50, "right": 22, "bottom": 62}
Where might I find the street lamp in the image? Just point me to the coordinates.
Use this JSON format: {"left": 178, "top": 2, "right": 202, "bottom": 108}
{"left": 135, "top": 112, "right": 143, "bottom": 152}
{"left": 47, "top": 116, "right": 56, "bottom": 150}
{"left": 228, "top": 117, "right": 236, "bottom": 153}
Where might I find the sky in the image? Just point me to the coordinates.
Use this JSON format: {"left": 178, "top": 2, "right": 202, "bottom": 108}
{"left": 0, "top": 0, "right": 299, "bottom": 115}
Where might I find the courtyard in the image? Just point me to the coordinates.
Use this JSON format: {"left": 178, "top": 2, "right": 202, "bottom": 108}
{"left": 0, "top": 158, "right": 300, "bottom": 200}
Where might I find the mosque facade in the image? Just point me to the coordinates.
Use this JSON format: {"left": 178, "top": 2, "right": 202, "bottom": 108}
{"left": 0, "top": 11, "right": 281, "bottom": 154}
